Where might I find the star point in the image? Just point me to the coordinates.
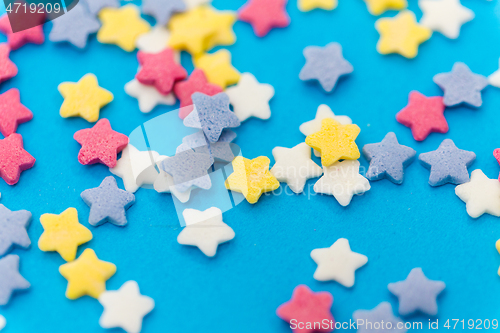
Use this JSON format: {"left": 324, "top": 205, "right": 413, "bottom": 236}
{"left": 59, "top": 248, "right": 116, "bottom": 299}
{"left": 298, "top": 0, "right": 337, "bottom": 12}
{"left": 226, "top": 73, "right": 275, "bottom": 121}
{"left": 225, "top": 156, "right": 279, "bottom": 204}
{"left": 97, "top": 5, "right": 150, "bottom": 52}
{"left": 0, "top": 14, "right": 44, "bottom": 50}
{"left": 0, "top": 88, "right": 33, "bottom": 137}
{"left": 0, "top": 204, "right": 31, "bottom": 256}
{"left": 299, "top": 42, "right": 353, "bottom": 93}
{"left": 38, "top": 207, "right": 93, "bottom": 261}
{"left": 305, "top": 118, "right": 360, "bottom": 167}
{"left": 0, "top": 255, "right": 30, "bottom": 305}
{"left": 125, "top": 79, "right": 176, "bottom": 113}
{"left": 353, "top": 302, "right": 407, "bottom": 333}
{"left": 455, "top": 169, "right": 500, "bottom": 218}
{"left": 388, "top": 267, "right": 445, "bottom": 316}
{"left": 194, "top": 50, "right": 240, "bottom": 89}
{"left": 0, "top": 133, "right": 35, "bottom": 185}
{"left": 0, "top": 43, "right": 17, "bottom": 84}
{"left": 419, "top": 0, "right": 474, "bottom": 39}
{"left": 238, "top": 0, "right": 290, "bottom": 37}
{"left": 311, "top": 238, "right": 367, "bottom": 287}
{"left": 58, "top": 73, "right": 113, "bottom": 122}
{"left": 362, "top": 132, "right": 416, "bottom": 184}
{"left": 363, "top": 0, "right": 407, "bottom": 15}
{"left": 376, "top": 11, "right": 432, "bottom": 59}
{"left": 142, "top": 0, "right": 185, "bottom": 26}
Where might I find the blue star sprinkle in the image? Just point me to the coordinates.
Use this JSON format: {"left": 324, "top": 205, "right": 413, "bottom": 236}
{"left": 81, "top": 0, "right": 119, "bottom": 15}
{"left": 419, "top": 139, "right": 475, "bottom": 186}
{"left": 0, "top": 255, "right": 30, "bottom": 305}
{"left": 49, "top": 4, "right": 100, "bottom": 49}
{"left": 0, "top": 204, "right": 31, "bottom": 256}
{"left": 179, "top": 130, "right": 235, "bottom": 164}
{"left": 353, "top": 302, "right": 407, "bottom": 333}
{"left": 81, "top": 176, "right": 135, "bottom": 227}
{"left": 183, "top": 93, "right": 240, "bottom": 143}
{"left": 362, "top": 132, "right": 416, "bottom": 184}
{"left": 299, "top": 42, "right": 353, "bottom": 93}
{"left": 433, "top": 62, "right": 488, "bottom": 107}
{"left": 388, "top": 267, "right": 446, "bottom": 316}
{"left": 160, "top": 149, "right": 213, "bottom": 192}
{"left": 142, "top": 0, "right": 186, "bottom": 26}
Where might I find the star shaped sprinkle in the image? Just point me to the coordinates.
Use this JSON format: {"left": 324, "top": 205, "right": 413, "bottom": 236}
{"left": 0, "top": 14, "right": 44, "bottom": 50}
{"left": 419, "top": 0, "right": 474, "bottom": 39}
{"left": 419, "top": 139, "right": 475, "bottom": 186}
{"left": 226, "top": 72, "right": 275, "bottom": 121}
{"left": 311, "top": 238, "right": 367, "bottom": 287}
{"left": 110, "top": 144, "right": 160, "bottom": 193}
{"left": 0, "top": 88, "right": 32, "bottom": 137}
{"left": 276, "top": 285, "right": 334, "bottom": 333}
{"left": 489, "top": 58, "right": 500, "bottom": 89}
{"left": 159, "top": 149, "right": 212, "bottom": 192}
{"left": 0, "top": 133, "right": 35, "bottom": 185}
{"left": 362, "top": 132, "right": 416, "bottom": 184}
{"left": 177, "top": 130, "right": 235, "bottom": 164}
{"left": 174, "top": 69, "right": 223, "bottom": 119}
{"left": 298, "top": 0, "right": 337, "bottom": 11}
{"left": 125, "top": 79, "right": 175, "bottom": 113}
{"left": 305, "top": 118, "right": 360, "bottom": 167}
{"left": 376, "top": 11, "right": 432, "bottom": 59}
{"left": 388, "top": 267, "right": 445, "bottom": 316}
{"left": 225, "top": 156, "right": 279, "bottom": 204}
{"left": 98, "top": 281, "right": 155, "bottom": 333}
{"left": 58, "top": 73, "right": 113, "bottom": 122}
{"left": 136, "top": 25, "right": 171, "bottom": 53}
{"left": 433, "top": 62, "right": 488, "bottom": 108}
{"left": 455, "top": 169, "right": 500, "bottom": 218}
{"left": 363, "top": 0, "right": 407, "bottom": 15}
{"left": 38, "top": 207, "right": 93, "bottom": 261}
{"left": 49, "top": 4, "right": 100, "bottom": 49}
{"left": 299, "top": 42, "right": 353, "bottom": 93}
{"left": 177, "top": 207, "right": 235, "bottom": 257}
{"left": 59, "top": 248, "right": 116, "bottom": 299}
{"left": 0, "top": 204, "right": 31, "bottom": 256}
{"left": 238, "top": 0, "right": 290, "bottom": 37}
{"left": 0, "top": 315, "right": 5, "bottom": 330}
{"left": 194, "top": 50, "right": 240, "bottom": 89}
{"left": 142, "top": 0, "right": 185, "bottom": 26}
{"left": 136, "top": 48, "right": 187, "bottom": 95}
{"left": 0, "top": 255, "right": 30, "bottom": 305}
{"left": 97, "top": 5, "right": 150, "bottom": 52}
{"left": 154, "top": 155, "right": 192, "bottom": 203}
{"left": 0, "top": 43, "right": 17, "bottom": 84}
{"left": 396, "top": 91, "right": 448, "bottom": 141}
{"left": 81, "top": 176, "right": 135, "bottom": 227}
{"left": 183, "top": 92, "right": 240, "bottom": 142}
{"left": 314, "top": 160, "right": 370, "bottom": 206}
{"left": 203, "top": 9, "right": 237, "bottom": 50}
{"left": 81, "top": 0, "right": 119, "bottom": 15}
{"left": 270, "top": 143, "right": 322, "bottom": 194}
{"left": 74, "top": 118, "right": 128, "bottom": 168}
{"left": 353, "top": 302, "right": 407, "bottom": 333}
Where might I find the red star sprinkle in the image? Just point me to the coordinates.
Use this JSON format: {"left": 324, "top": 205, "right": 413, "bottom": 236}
{"left": 0, "top": 133, "right": 35, "bottom": 185}
{"left": 396, "top": 91, "right": 448, "bottom": 141}
{"left": 136, "top": 48, "right": 187, "bottom": 95}
{"left": 173, "top": 69, "right": 223, "bottom": 119}
{"left": 0, "top": 88, "right": 33, "bottom": 137}
{"left": 238, "top": 0, "right": 290, "bottom": 37}
{"left": 276, "top": 285, "right": 335, "bottom": 333}
{"left": 0, "top": 43, "right": 17, "bottom": 83}
{"left": 0, "top": 14, "right": 44, "bottom": 50}
{"left": 73, "top": 118, "right": 128, "bottom": 168}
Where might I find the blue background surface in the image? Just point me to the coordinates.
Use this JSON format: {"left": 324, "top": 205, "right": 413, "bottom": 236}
{"left": 1, "top": 0, "right": 500, "bottom": 332}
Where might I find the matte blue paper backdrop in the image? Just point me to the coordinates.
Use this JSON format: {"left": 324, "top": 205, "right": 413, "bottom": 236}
{"left": 0, "top": 0, "right": 499, "bottom": 332}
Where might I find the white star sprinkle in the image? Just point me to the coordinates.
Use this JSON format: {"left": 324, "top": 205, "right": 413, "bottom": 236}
{"left": 125, "top": 79, "right": 176, "bottom": 113}
{"left": 311, "top": 238, "right": 367, "bottom": 287}
{"left": 489, "top": 58, "right": 500, "bottom": 88}
{"left": 455, "top": 169, "right": 500, "bottom": 218}
{"left": 313, "top": 160, "right": 370, "bottom": 206}
{"left": 419, "top": 0, "right": 474, "bottom": 39}
{"left": 177, "top": 207, "right": 235, "bottom": 257}
{"left": 154, "top": 155, "right": 192, "bottom": 203}
{"left": 136, "top": 25, "right": 171, "bottom": 53}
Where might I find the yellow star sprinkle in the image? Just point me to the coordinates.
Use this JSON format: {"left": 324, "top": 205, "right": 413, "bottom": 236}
{"left": 194, "top": 49, "right": 240, "bottom": 89}
{"left": 59, "top": 248, "right": 116, "bottom": 299}
{"left": 58, "top": 73, "right": 113, "bottom": 123}
{"left": 375, "top": 11, "right": 432, "bottom": 59}
{"left": 204, "top": 9, "right": 237, "bottom": 49}
{"left": 225, "top": 156, "right": 279, "bottom": 204}
{"left": 97, "top": 4, "right": 150, "bottom": 52}
{"left": 168, "top": 6, "right": 218, "bottom": 55}
{"left": 305, "top": 118, "right": 360, "bottom": 167}
{"left": 298, "top": 0, "right": 337, "bottom": 12}
{"left": 363, "top": 0, "right": 407, "bottom": 16}
{"left": 38, "top": 208, "right": 93, "bottom": 262}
